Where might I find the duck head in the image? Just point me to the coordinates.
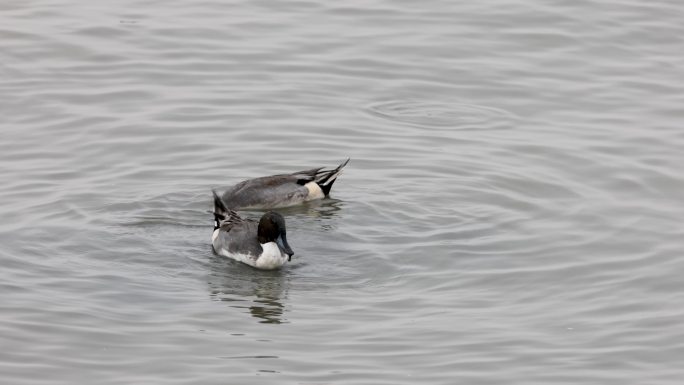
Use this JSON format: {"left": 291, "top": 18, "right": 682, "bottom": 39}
{"left": 257, "top": 211, "right": 294, "bottom": 261}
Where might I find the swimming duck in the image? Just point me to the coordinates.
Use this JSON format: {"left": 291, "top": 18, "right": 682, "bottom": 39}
{"left": 211, "top": 190, "right": 294, "bottom": 270}
{"left": 221, "top": 158, "right": 350, "bottom": 209}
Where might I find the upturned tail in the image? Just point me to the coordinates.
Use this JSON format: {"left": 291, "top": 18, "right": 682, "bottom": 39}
{"left": 315, "top": 158, "right": 350, "bottom": 196}
{"left": 212, "top": 190, "right": 227, "bottom": 230}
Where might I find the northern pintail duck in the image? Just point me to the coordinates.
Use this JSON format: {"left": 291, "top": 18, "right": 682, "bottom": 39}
{"left": 211, "top": 190, "right": 294, "bottom": 270}
{"left": 221, "top": 158, "right": 350, "bottom": 209}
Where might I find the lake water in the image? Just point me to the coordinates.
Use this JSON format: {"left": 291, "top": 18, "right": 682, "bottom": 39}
{"left": 2, "top": 0, "right": 684, "bottom": 384}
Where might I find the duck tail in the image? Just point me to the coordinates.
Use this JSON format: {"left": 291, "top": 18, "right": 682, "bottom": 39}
{"left": 315, "top": 158, "right": 350, "bottom": 196}
{"left": 212, "top": 190, "right": 243, "bottom": 230}
{"left": 212, "top": 190, "right": 227, "bottom": 229}
{"left": 212, "top": 189, "right": 227, "bottom": 215}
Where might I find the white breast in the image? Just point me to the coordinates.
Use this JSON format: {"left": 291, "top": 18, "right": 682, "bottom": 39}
{"left": 255, "top": 242, "right": 287, "bottom": 270}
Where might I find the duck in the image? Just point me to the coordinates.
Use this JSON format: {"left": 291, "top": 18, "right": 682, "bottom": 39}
{"left": 211, "top": 190, "right": 294, "bottom": 270}
{"left": 221, "top": 158, "right": 350, "bottom": 209}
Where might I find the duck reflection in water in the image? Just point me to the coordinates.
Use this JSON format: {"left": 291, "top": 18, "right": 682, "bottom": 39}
{"left": 207, "top": 254, "right": 290, "bottom": 324}
{"left": 253, "top": 198, "right": 344, "bottom": 233}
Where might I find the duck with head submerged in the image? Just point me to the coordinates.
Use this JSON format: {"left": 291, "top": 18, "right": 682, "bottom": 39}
{"left": 220, "top": 158, "right": 349, "bottom": 210}
{"left": 211, "top": 190, "right": 294, "bottom": 270}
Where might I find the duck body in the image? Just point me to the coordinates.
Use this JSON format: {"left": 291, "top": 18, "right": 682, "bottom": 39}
{"left": 211, "top": 191, "right": 294, "bottom": 270}
{"left": 221, "top": 159, "right": 349, "bottom": 210}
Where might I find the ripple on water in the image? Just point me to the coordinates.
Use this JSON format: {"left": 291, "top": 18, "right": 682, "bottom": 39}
{"left": 365, "top": 100, "right": 517, "bottom": 130}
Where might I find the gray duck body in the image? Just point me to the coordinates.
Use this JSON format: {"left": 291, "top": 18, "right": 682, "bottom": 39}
{"left": 213, "top": 219, "right": 261, "bottom": 257}
{"left": 221, "top": 159, "right": 349, "bottom": 210}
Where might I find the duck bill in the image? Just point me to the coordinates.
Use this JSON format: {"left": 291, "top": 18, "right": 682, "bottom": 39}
{"left": 276, "top": 233, "right": 294, "bottom": 261}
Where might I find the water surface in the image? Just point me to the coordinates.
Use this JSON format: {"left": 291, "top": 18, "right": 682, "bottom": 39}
{"left": 2, "top": 0, "right": 684, "bottom": 384}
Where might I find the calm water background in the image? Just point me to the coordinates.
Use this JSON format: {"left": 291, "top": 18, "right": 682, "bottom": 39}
{"left": 2, "top": 0, "right": 684, "bottom": 384}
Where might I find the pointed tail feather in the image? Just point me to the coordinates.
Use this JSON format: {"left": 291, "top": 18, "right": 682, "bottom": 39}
{"left": 315, "top": 158, "right": 350, "bottom": 195}
{"left": 212, "top": 190, "right": 243, "bottom": 229}
{"left": 212, "top": 190, "right": 227, "bottom": 229}
{"left": 212, "top": 189, "right": 227, "bottom": 215}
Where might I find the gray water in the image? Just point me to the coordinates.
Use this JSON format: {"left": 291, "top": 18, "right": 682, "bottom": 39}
{"left": 2, "top": 0, "right": 684, "bottom": 384}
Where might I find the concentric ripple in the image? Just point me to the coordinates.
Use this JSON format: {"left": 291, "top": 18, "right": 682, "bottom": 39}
{"left": 365, "top": 100, "right": 517, "bottom": 130}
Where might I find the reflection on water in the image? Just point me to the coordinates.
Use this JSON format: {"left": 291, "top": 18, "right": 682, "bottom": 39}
{"left": 249, "top": 296, "right": 285, "bottom": 325}
{"left": 207, "top": 255, "right": 289, "bottom": 324}
{"left": 239, "top": 197, "right": 344, "bottom": 216}
{"left": 267, "top": 198, "right": 345, "bottom": 233}
{"left": 227, "top": 197, "right": 345, "bottom": 233}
